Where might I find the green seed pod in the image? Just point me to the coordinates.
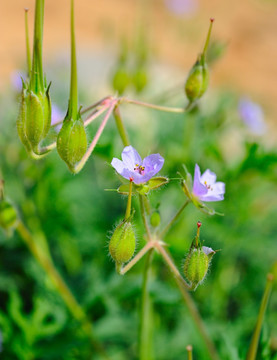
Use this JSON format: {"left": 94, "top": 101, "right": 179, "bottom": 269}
{"left": 0, "top": 200, "right": 18, "bottom": 231}
{"left": 183, "top": 246, "right": 215, "bottom": 290}
{"left": 185, "top": 58, "right": 209, "bottom": 103}
{"left": 109, "top": 220, "right": 136, "bottom": 264}
{"left": 17, "top": 85, "right": 51, "bottom": 154}
{"left": 112, "top": 66, "right": 130, "bottom": 95}
{"left": 57, "top": 115, "right": 87, "bottom": 172}
{"left": 150, "top": 210, "right": 160, "bottom": 228}
{"left": 133, "top": 67, "right": 148, "bottom": 93}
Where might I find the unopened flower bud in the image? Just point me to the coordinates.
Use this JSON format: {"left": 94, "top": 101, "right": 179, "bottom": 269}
{"left": 17, "top": 85, "right": 51, "bottom": 154}
{"left": 109, "top": 220, "right": 136, "bottom": 264}
{"left": 57, "top": 115, "right": 87, "bottom": 172}
{"left": 133, "top": 67, "right": 148, "bottom": 93}
{"left": 150, "top": 210, "right": 160, "bottom": 228}
{"left": 112, "top": 67, "right": 130, "bottom": 95}
{"left": 185, "top": 19, "right": 214, "bottom": 104}
{"left": 185, "top": 59, "right": 209, "bottom": 103}
{"left": 0, "top": 200, "right": 18, "bottom": 231}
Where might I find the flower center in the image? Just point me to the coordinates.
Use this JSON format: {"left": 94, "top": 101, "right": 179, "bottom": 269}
{"left": 134, "top": 164, "right": 145, "bottom": 175}
{"left": 204, "top": 180, "right": 213, "bottom": 191}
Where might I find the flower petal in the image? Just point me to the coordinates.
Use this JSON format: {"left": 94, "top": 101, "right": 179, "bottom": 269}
{"left": 199, "top": 192, "right": 224, "bottom": 202}
{"left": 201, "top": 169, "right": 217, "bottom": 185}
{"left": 142, "top": 154, "right": 164, "bottom": 175}
{"left": 193, "top": 164, "right": 208, "bottom": 197}
{"left": 212, "top": 181, "right": 225, "bottom": 195}
{"left": 111, "top": 158, "right": 126, "bottom": 175}
{"left": 122, "top": 146, "right": 142, "bottom": 170}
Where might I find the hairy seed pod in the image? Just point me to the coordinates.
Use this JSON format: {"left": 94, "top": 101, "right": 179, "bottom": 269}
{"left": 17, "top": 85, "right": 51, "bottom": 154}
{"left": 109, "top": 220, "right": 136, "bottom": 264}
{"left": 57, "top": 116, "right": 87, "bottom": 172}
{"left": 185, "top": 59, "right": 209, "bottom": 103}
{"left": 0, "top": 200, "right": 17, "bottom": 231}
{"left": 183, "top": 246, "right": 215, "bottom": 290}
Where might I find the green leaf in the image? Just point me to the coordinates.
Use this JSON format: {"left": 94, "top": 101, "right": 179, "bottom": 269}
{"left": 147, "top": 177, "right": 169, "bottom": 190}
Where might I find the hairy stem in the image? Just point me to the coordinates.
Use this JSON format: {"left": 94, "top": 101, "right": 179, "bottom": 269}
{"left": 74, "top": 101, "right": 117, "bottom": 173}
{"left": 139, "top": 249, "right": 154, "bottom": 360}
{"left": 24, "top": 9, "right": 32, "bottom": 77}
{"left": 121, "top": 241, "right": 154, "bottom": 275}
{"left": 125, "top": 181, "right": 133, "bottom": 220}
{"left": 121, "top": 97, "right": 186, "bottom": 114}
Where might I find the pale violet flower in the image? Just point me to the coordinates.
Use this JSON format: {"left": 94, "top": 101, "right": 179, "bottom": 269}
{"left": 51, "top": 104, "right": 64, "bottom": 132}
{"left": 10, "top": 70, "right": 26, "bottom": 93}
{"left": 164, "top": 0, "right": 198, "bottom": 16}
{"left": 111, "top": 146, "right": 164, "bottom": 185}
{"left": 238, "top": 98, "right": 267, "bottom": 135}
{"left": 192, "top": 164, "right": 225, "bottom": 202}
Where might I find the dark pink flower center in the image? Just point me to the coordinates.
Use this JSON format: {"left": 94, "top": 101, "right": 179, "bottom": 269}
{"left": 134, "top": 164, "right": 145, "bottom": 175}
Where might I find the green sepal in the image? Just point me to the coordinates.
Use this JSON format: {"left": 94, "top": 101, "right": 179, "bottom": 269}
{"left": 117, "top": 177, "right": 169, "bottom": 195}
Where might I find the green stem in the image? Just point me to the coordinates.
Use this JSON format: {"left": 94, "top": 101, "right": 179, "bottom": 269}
{"left": 121, "top": 97, "right": 186, "bottom": 114}
{"left": 68, "top": 0, "right": 78, "bottom": 120}
{"left": 203, "top": 18, "right": 214, "bottom": 56}
{"left": 121, "top": 241, "right": 153, "bottom": 275}
{"left": 176, "top": 278, "right": 220, "bottom": 360}
{"left": 159, "top": 199, "right": 190, "bottom": 238}
{"left": 113, "top": 105, "right": 130, "bottom": 147}
{"left": 30, "top": 0, "right": 45, "bottom": 92}
{"left": 186, "top": 345, "right": 193, "bottom": 360}
{"left": 24, "top": 9, "right": 32, "bottom": 77}
{"left": 139, "top": 249, "right": 154, "bottom": 360}
{"left": 0, "top": 180, "right": 4, "bottom": 200}
{"left": 139, "top": 195, "right": 151, "bottom": 241}
{"left": 125, "top": 181, "right": 133, "bottom": 219}
{"left": 246, "top": 273, "right": 274, "bottom": 360}
{"left": 16, "top": 220, "right": 110, "bottom": 359}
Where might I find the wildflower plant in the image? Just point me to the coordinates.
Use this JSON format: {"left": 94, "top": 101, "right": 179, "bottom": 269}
{"left": 0, "top": 1, "right": 275, "bottom": 359}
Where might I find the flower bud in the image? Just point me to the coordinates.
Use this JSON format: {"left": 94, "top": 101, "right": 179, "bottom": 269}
{"left": 57, "top": 115, "right": 87, "bottom": 172}
{"left": 185, "top": 58, "right": 209, "bottom": 103}
{"left": 0, "top": 200, "right": 18, "bottom": 231}
{"left": 112, "top": 67, "right": 130, "bottom": 95}
{"left": 150, "top": 210, "right": 160, "bottom": 228}
{"left": 109, "top": 220, "right": 136, "bottom": 264}
{"left": 133, "top": 67, "right": 148, "bottom": 93}
{"left": 17, "top": 85, "right": 51, "bottom": 154}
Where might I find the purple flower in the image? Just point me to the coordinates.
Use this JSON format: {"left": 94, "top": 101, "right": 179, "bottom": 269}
{"left": 111, "top": 146, "right": 164, "bottom": 185}
{"left": 164, "top": 0, "right": 198, "bottom": 16}
{"left": 238, "top": 98, "right": 267, "bottom": 135}
{"left": 192, "top": 164, "right": 225, "bottom": 202}
{"left": 10, "top": 70, "right": 26, "bottom": 93}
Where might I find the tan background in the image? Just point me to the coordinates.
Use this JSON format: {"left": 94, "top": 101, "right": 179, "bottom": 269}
{"left": 0, "top": 0, "right": 277, "bottom": 121}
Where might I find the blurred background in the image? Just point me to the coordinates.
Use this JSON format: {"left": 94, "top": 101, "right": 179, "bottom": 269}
{"left": 0, "top": 0, "right": 277, "bottom": 359}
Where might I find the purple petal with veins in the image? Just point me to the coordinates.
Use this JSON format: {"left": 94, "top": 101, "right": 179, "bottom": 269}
{"left": 111, "top": 146, "right": 164, "bottom": 185}
{"left": 192, "top": 164, "right": 225, "bottom": 202}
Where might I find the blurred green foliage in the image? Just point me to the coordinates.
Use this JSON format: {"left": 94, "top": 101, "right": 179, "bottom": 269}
{"left": 0, "top": 61, "right": 277, "bottom": 360}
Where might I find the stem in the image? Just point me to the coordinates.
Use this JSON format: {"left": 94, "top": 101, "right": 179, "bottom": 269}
{"left": 139, "top": 249, "right": 154, "bottom": 360}
{"left": 246, "top": 273, "right": 274, "bottom": 360}
{"left": 80, "top": 96, "right": 114, "bottom": 115}
{"left": 74, "top": 101, "right": 117, "bottom": 173}
{"left": 155, "top": 242, "right": 190, "bottom": 289}
{"left": 0, "top": 180, "right": 4, "bottom": 200}
{"left": 30, "top": 0, "right": 44, "bottom": 92}
{"left": 113, "top": 105, "right": 130, "bottom": 146}
{"left": 24, "top": 9, "right": 32, "bottom": 77}
{"left": 186, "top": 345, "right": 193, "bottom": 360}
{"left": 203, "top": 18, "right": 214, "bottom": 56}
{"left": 84, "top": 106, "right": 110, "bottom": 127}
{"left": 16, "top": 221, "right": 89, "bottom": 327}
{"left": 159, "top": 199, "right": 190, "bottom": 238}
{"left": 121, "top": 241, "right": 154, "bottom": 275}
{"left": 176, "top": 278, "right": 220, "bottom": 360}
{"left": 125, "top": 181, "right": 133, "bottom": 219}
{"left": 121, "top": 97, "right": 186, "bottom": 114}
{"left": 68, "top": 0, "right": 78, "bottom": 120}
{"left": 15, "top": 220, "right": 110, "bottom": 360}
{"left": 139, "top": 195, "right": 151, "bottom": 241}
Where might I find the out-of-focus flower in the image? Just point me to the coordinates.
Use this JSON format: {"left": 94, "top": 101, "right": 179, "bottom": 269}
{"left": 238, "top": 98, "right": 267, "bottom": 135}
{"left": 51, "top": 104, "right": 64, "bottom": 132}
{"left": 192, "top": 164, "right": 225, "bottom": 202}
{"left": 111, "top": 146, "right": 164, "bottom": 185}
{"left": 164, "top": 0, "right": 198, "bottom": 16}
{"left": 10, "top": 70, "right": 26, "bottom": 93}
